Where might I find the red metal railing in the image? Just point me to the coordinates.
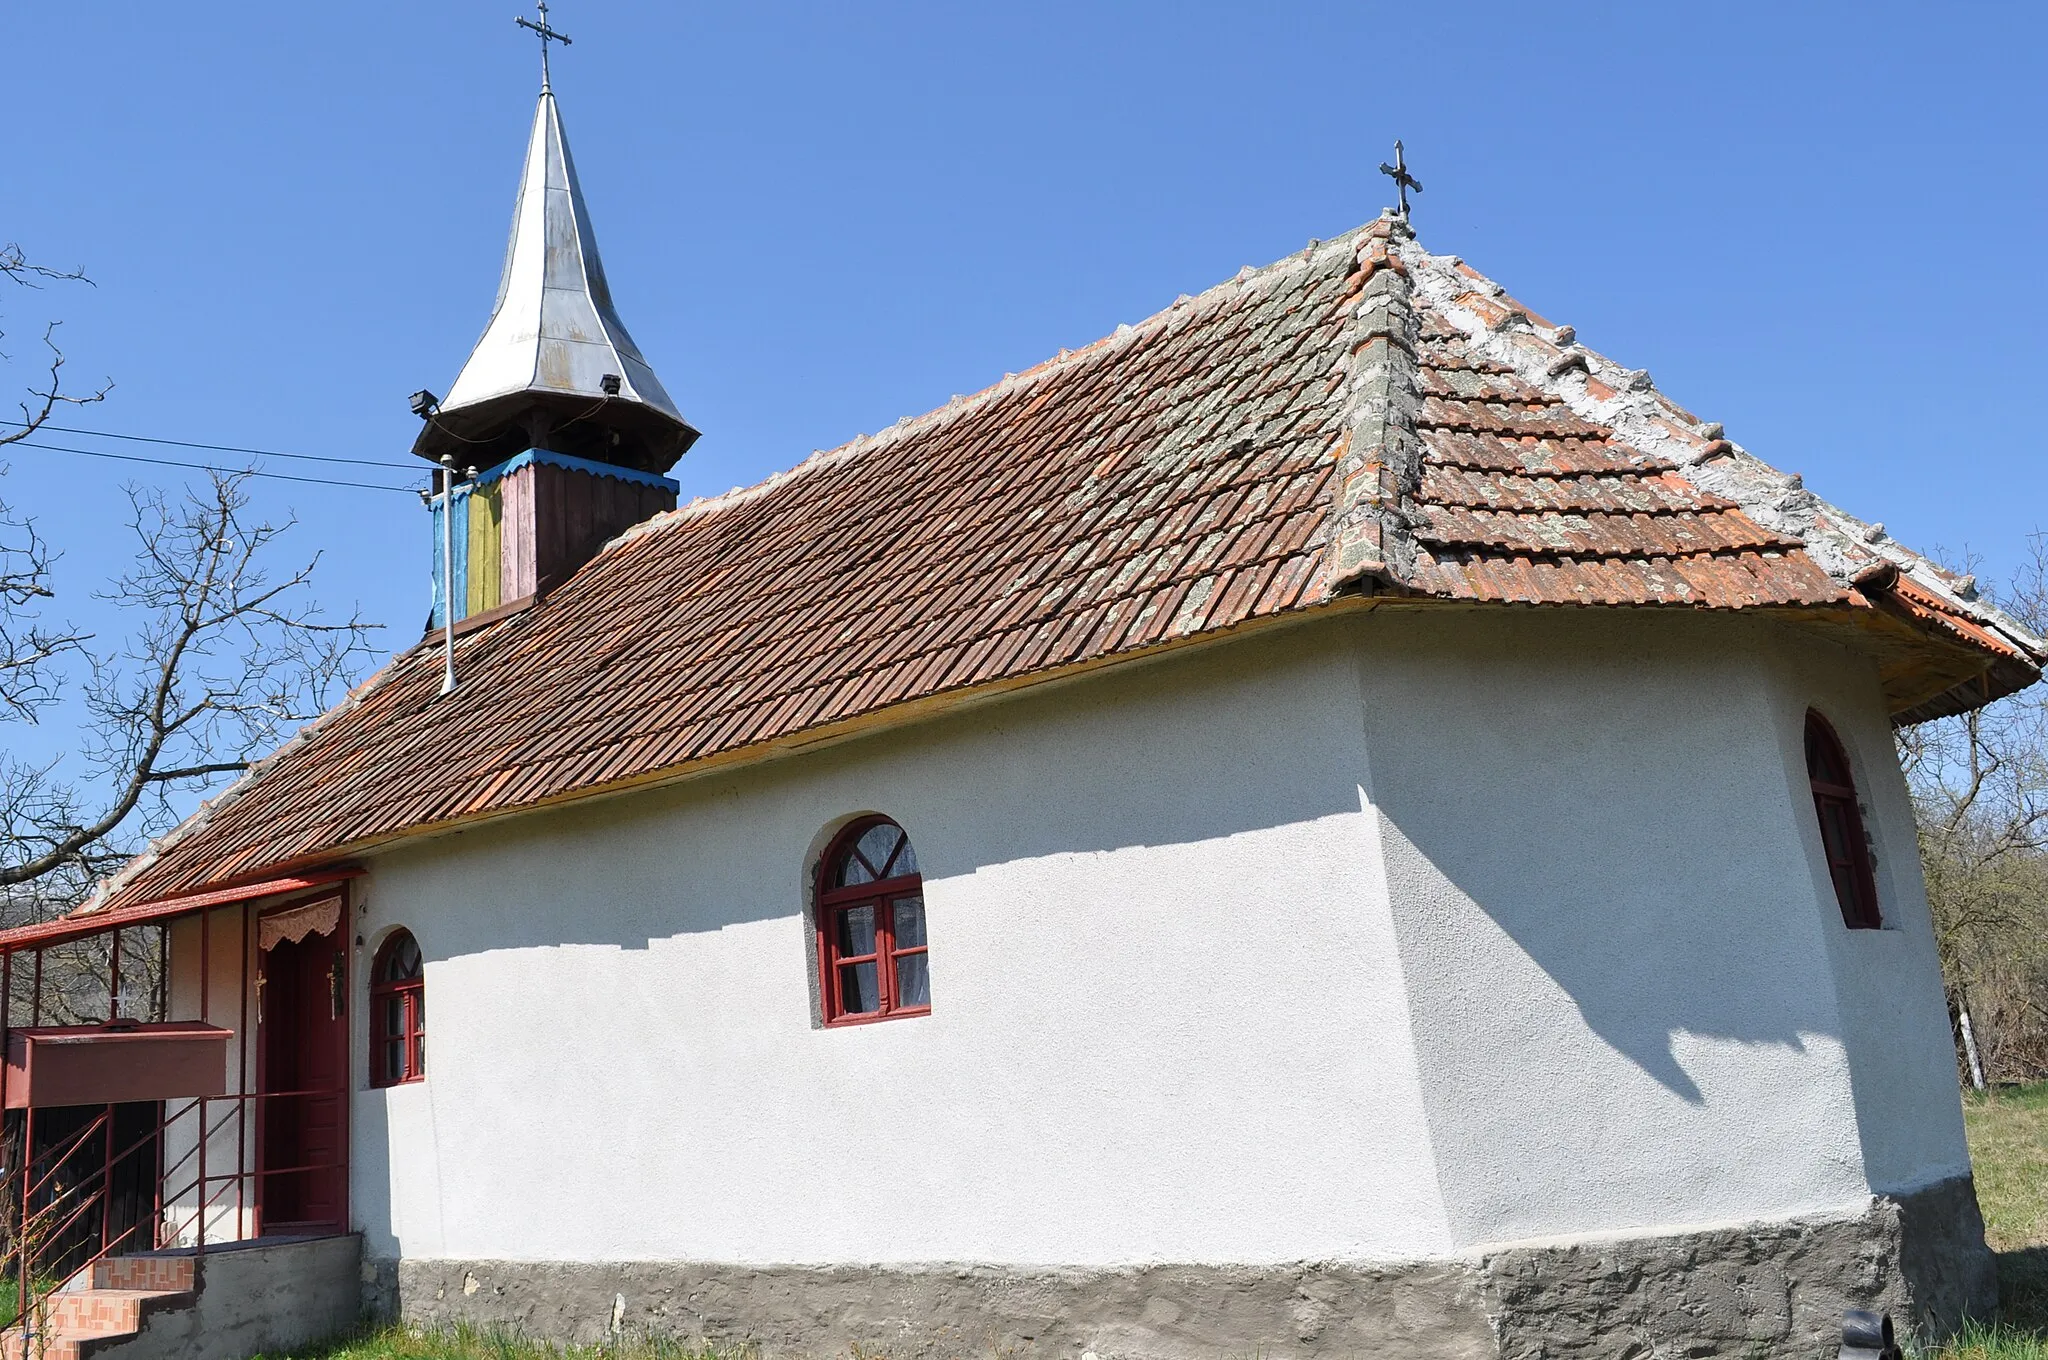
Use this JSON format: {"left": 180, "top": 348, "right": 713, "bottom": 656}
{"left": 0, "top": 897, "right": 350, "bottom": 1353}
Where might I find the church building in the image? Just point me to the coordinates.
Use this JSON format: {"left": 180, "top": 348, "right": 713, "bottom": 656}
{"left": 0, "top": 45, "right": 2037, "bottom": 1360}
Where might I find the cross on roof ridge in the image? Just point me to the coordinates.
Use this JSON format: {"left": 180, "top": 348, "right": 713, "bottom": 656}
{"left": 1379, "top": 140, "right": 1422, "bottom": 219}
{"left": 515, "top": 0, "right": 573, "bottom": 92}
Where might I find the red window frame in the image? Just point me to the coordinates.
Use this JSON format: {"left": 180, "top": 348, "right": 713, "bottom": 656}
{"left": 815, "top": 817, "right": 929, "bottom": 1026}
{"left": 370, "top": 929, "right": 426, "bottom": 1086}
{"left": 1805, "top": 712, "right": 1882, "bottom": 930}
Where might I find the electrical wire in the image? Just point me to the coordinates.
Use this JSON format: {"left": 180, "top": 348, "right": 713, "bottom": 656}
{"left": 7, "top": 438, "right": 423, "bottom": 493}
{"left": 0, "top": 419, "right": 418, "bottom": 470}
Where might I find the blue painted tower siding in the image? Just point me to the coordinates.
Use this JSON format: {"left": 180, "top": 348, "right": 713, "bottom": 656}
{"left": 428, "top": 450, "right": 679, "bottom": 628}
{"left": 428, "top": 484, "right": 474, "bottom": 631}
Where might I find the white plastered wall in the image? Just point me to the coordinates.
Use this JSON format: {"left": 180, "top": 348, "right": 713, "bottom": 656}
{"left": 349, "top": 608, "right": 1972, "bottom": 1268}
{"left": 351, "top": 622, "right": 1452, "bottom": 1266}
{"left": 1354, "top": 609, "right": 1967, "bottom": 1250}
{"left": 163, "top": 908, "right": 261, "bottom": 1244}
{"left": 1765, "top": 630, "right": 1971, "bottom": 1196}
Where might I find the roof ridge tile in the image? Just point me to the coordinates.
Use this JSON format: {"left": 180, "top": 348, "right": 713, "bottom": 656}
{"left": 1397, "top": 234, "right": 2045, "bottom": 658}
{"left": 1325, "top": 216, "right": 1425, "bottom": 592}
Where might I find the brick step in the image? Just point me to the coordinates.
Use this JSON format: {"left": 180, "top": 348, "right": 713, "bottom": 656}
{"left": 1, "top": 1337, "right": 82, "bottom": 1360}
{"left": 88, "top": 1257, "right": 192, "bottom": 1294}
{"left": 2, "top": 1262, "right": 196, "bottom": 1360}
{"left": 1, "top": 1328, "right": 84, "bottom": 1360}
{"left": 53, "top": 1289, "right": 190, "bottom": 1337}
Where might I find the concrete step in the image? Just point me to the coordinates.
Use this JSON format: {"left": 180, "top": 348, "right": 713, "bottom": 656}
{"left": 6, "top": 1237, "right": 355, "bottom": 1360}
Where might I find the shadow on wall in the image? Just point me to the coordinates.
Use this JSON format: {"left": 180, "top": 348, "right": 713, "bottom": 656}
{"left": 1362, "top": 622, "right": 1841, "bottom": 1107}
{"left": 378, "top": 625, "right": 1370, "bottom": 962}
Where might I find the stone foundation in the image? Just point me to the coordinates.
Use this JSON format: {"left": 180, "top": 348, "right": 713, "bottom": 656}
{"left": 374, "top": 1177, "right": 1995, "bottom": 1359}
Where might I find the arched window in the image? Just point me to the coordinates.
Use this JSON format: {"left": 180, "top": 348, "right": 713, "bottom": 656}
{"left": 371, "top": 930, "right": 426, "bottom": 1085}
{"left": 1805, "top": 713, "right": 1882, "bottom": 930}
{"left": 816, "top": 818, "right": 929, "bottom": 1025}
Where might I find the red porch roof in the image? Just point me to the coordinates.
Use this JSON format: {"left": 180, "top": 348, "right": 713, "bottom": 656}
{"left": 0, "top": 869, "right": 362, "bottom": 953}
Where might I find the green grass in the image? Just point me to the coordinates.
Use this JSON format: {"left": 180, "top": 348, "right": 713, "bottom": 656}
{"left": 1947, "top": 1082, "right": 2048, "bottom": 1357}
{"left": 1967, "top": 1084, "right": 2048, "bottom": 1257}
{"left": 256, "top": 1323, "right": 749, "bottom": 1360}
{"left": 0, "top": 1278, "right": 66, "bottom": 1332}
{"left": 250, "top": 1089, "right": 2048, "bottom": 1360}
{"left": 1943, "top": 1319, "right": 2048, "bottom": 1360}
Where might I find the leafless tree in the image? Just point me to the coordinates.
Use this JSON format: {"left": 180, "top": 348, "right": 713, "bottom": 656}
{"left": 1901, "top": 536, "right": 2048, "bottom": 1085}
{"left": 1, "top": 243, "right": 378, "bottom": 928}
{"left": 0, "top": 474, "right": 379, "bottom": 904}
{"left": 1, "top": 240, "right": 111, "bottom": 447}
{"left": 2, "top": 243, "right": 108, "bottom": 721}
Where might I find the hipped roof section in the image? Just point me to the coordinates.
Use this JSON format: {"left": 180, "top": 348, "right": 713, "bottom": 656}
{"left": 92, "top": 215, "right": 2043, "bottom": 911}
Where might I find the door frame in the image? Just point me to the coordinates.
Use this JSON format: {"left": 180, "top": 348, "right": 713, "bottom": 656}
{"left": 252, "top": 886, "right": 351, "bottom": 1237}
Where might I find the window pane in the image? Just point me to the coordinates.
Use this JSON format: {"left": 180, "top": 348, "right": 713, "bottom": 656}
{"left": 839, "top": 961, "right": 880, "bottom": 1014}
{"left": 382, "top": 934, "right": 422, "bottom": 983}
{"left": 856, "top": 822, "right": 901, "bottom": 873}
{"left": 892, "top": 896, "right": 926, "bottom": 949}
{"left": 384, "top": 995, "right": 405, "bottom": 1035}
{"left": 836, "top": 849, "right": 873, "bottom": 887}
{"left": 891, "top": 836, "right": 918, "bottom": 878}
{"left": 412, "top": 1035, "right": 426, "bottom": 1079}
{"left": 384, "top": 1039, "right": 404, "bottom": 1082}
{"left": 895, "top": 953, "right": 930, "bottom": 1009}
{"left": 1818, "top": 799, "right": 1857, "bottom": 865}
{"left": 1806, "top": 720, "right": 1851, "bottom": 786}
{"left": 1831, "top": 864, "right": 1859, "bottom": 909}
{"left": 837, "top": 905, "right": 876, "bottom": 958}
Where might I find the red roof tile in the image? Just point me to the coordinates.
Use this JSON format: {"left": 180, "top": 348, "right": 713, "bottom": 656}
{"left": 93, "top": 214, "right": 2044, "bottom": 910}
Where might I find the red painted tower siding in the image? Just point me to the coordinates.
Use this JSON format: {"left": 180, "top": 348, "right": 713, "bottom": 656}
{"left": 499, "top": 460, "right": 676, "bottom": 601}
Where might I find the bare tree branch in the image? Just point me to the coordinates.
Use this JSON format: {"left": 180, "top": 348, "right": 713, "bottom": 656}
{"left": 1906, "top": 530, "right": 2048, "bottom": 1083}
{"left": 0, "top": 245, "right": 110, "bottom": 715}
{"left": 0, "top": 244, "right": 91, "bottom": 290}
{"left": 0, "top": 494, "right": 90, "bottom": 719}
{"left": 1, "top": 244, "right": 111, "bottom": 450}
{"left": 0, "top": 472, "right": 377, "bottom": 894}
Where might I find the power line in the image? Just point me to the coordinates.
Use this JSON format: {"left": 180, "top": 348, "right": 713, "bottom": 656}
{"left": 0, "top": 420, "right": 418, "bottom": 471}
{"left": 7, "top": 438, "right": 423, "bottom": 493}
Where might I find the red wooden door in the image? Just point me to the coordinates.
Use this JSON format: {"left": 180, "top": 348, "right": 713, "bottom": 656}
{"left": 257, "top": 925, "right": 347, "bottom": 1235}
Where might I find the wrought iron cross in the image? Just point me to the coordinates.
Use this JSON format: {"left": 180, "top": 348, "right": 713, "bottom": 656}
{"left": 515, "top": 0, "right": 573, "bottom": 91}
{"left": 1379, "top": 140, "right": 1422, "bottom": 218}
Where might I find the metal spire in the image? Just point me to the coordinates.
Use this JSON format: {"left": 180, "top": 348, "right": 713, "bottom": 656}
{"left": 1379, "top": 140, "right": 1422, "bottom": 219}
{"left": 414, "top": 61, "right": 698, "bottom": 473}
{"left": 515, "top": 1, "right": 572, "bottom": 93}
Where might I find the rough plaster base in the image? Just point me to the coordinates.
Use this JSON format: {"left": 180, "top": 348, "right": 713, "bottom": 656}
{"left": 104, "top": 1235, "right": 362, "bottom": 1360}
{"left": 370, "top": 1178, "right": 1994, "bottom": 1359}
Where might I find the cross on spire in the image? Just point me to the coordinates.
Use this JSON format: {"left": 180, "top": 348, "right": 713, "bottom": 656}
{"left": 515, "top": 0, "right": 573, "bottom": 92}
{"left": 1379, "top": 140, "right": 1422, "bottom": 219}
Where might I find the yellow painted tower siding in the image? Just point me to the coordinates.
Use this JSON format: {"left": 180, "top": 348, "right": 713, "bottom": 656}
{"left": 467, "top": 480, "right": 504, "bottom": 616}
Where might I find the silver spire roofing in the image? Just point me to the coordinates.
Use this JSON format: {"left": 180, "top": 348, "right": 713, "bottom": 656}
{"left": 414, "top": 88, "right": 698, "bottom": 473}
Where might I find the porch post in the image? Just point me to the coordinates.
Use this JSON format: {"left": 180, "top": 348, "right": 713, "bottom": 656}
{"left": 1, "top": 950, "right": 9, "bottom": 1300}
{"left": 197, "top": 908, "right": 209, "bottom": 1252}
{"left": 236, "top": 903, "right": 251, "bottom": 1243}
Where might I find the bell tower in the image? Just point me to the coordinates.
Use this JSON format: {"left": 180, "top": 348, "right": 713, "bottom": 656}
{"left": 417, "top": 6, "right": 697, "bottom": 627}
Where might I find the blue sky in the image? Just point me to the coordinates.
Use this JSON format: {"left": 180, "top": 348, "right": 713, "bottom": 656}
{"left": 3, "top": 1, "right": 2044, "bottom": 756}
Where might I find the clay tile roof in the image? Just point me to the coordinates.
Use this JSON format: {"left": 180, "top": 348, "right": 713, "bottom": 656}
{"left": 92, "top": 215, "right": 2045, "bottom": 910}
